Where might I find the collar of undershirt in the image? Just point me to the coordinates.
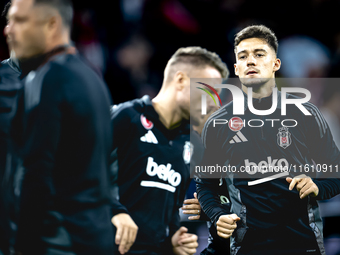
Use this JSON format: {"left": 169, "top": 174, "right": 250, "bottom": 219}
{"left": 242, "top": 86, "right": 282, "bottom": 111}
{"left": 19, "top": 45, "right": 75, "bottom": 79}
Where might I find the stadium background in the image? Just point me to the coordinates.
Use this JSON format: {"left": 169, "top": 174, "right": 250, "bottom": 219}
{"left": 1, "top": 0, "right": 340, "bottom": 254}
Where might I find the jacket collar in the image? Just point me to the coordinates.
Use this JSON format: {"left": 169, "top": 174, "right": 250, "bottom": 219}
{"left": 241, "top": 86, "right": 282, "bottom": 111}
{"left": 19, "top": 45, "right": 75, "bottom": 79}
{"left": 140, "top": 95, "right": 191, "bottom": 133}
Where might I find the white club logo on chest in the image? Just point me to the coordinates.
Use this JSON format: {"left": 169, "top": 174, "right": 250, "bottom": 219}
{"left": 277, "top": 127, "right": 291, "bottom": 149}
{"left": 183, "top": 141, "right": 193, "bottom": 164}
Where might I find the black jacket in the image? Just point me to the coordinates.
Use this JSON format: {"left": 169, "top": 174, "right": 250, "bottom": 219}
{"left": 196, "top": 90, "right": 340, "bottom": 255}
{"left": 110, "top": 96, "right": 193, "bottom": 255}
{"left": 0, "top": 58, "right": 22, "bottom": 255}
{"left": 16, "top": 49, "right": 115, "bottom": 254}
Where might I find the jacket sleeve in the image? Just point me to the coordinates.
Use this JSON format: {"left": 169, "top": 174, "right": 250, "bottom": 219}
{"left": 196, "top": 177, "right": 230, "bottom": 225}
{"left": 110, "top": 147, "right": 129, "bottom": 215}
{"left": 109, "top": 104, "right": 133, "bottom": 215}
{"left": 161, "top": 174, "right": 191, "bottom": 253}
{"left": 195, "top": 118, "right": 231, "bottom": 225}
{"left": 162, "top": 207, "right": 180, "bottom": 253}
{"left": 304, "top": 103, "right": 340, "bottom": 200}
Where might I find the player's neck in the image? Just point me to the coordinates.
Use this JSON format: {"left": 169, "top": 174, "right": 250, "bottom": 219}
{"left": 152, "top": 93, "right": 182, "bottom": 130}
{"left": 242, "top": 79, "right": 276, "bottom": 99}
{"left": 45, "top": 31, "right": 70, "bottom": 53}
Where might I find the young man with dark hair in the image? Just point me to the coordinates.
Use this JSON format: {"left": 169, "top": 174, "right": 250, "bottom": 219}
{"left": 196, "top": 25, "right": 340, "bottom": 255}
{"left": 233, "top": 25, "right": 279, "bottom": 54}
{"left": 5, "top": 0, "right": 119, "bottom": 254}
{"left": 110, "top": 46, "right": 228, "bottom": 255}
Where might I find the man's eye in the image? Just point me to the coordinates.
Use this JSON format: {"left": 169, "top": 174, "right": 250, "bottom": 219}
{"left": 256, "top": 54, "right": 264, "bottom": 57}
{"left": 239, "top": 55, "right": 246, "bottom": 60}
{"left": 14, "top": 17, "right": 27, "bottom": 23}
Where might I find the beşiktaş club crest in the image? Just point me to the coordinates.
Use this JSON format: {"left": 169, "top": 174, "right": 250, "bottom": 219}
{"left": 277, "top": 127, "right": 291, "bottom": 149}
{"left": 183, "top": 141, "right": 194, "bottom": 164}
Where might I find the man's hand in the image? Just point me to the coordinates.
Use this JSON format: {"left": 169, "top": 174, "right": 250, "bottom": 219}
{"left": 172, "top": 226, "right": 198, "bottom": 255}
{"left": 111, "top": 213, "right": 138, "bottom": 254}
{"left": 216, "top": 214, "right": 240, "bottom": 239}
{"left": 182, "top": 192, "right": 201, "bottom": 220}
{"left": 286, "top": 174, "right": 319, "bottom": 199}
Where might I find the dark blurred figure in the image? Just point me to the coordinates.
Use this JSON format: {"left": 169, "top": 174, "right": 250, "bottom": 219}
{"left": 5, "top": 0, "right": 117, "bottom": 254}
{"left": 110, "top": 31, "right": 158, "bottom": 104}
{"left": 0, "top": 4, "right": 22, "bottom": 255}
{"left": 0, "top": 55, "right": 21, "bottom": 255}
{"left": 73, "top": 9, "right": 107, "bottom": 75}
{"left": 330, "top": 31, "right": 340, "bottom": 78}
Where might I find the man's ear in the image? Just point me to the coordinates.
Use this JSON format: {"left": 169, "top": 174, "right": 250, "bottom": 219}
{"left": 46, "top": 12, "right": 64, "bottom": 36}
{"left": 273, "top": 58, "right": 281, "bottom": 73}
{"left": 47, "top": 15, "right": 58, "bottom": 31}
{"left": 174, "top": 71, "right": 188, "bottom": 90}
{"left": 234, "top": 63, "right": 239, "bottom": 76}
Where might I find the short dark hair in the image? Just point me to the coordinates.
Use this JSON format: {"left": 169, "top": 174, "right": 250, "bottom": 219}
{"left": 234, "top": 25, "right": 278, "bottom": 54}
{"left": 34, "top": 0, "right": 73, "bottom": 29}
{"left": 2, "top": 2, "right": 10, "bottom": 18}
{"left": 168, "top": 46, "right": 229, "bottom": 79}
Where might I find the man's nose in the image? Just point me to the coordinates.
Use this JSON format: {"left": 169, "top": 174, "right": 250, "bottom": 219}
{"left": 247, "top": 55, "right": 256, "bottom": 66}
{"left": 4, "top": 22, "right": 13, "bottom": 38}
{"left": 4, "top": 24, "right": 9, "bottom": 37}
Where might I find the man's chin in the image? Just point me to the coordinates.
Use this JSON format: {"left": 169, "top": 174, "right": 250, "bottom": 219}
{"left": 15, "top": 53, "right": 27, "bottom": 62}
{"left": 240, "top": 77, "right": 270, "bottom": 87}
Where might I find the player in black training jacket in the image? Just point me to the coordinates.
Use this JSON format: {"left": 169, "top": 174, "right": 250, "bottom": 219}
{"left": 110, "top": 46, "right": 229, "bottom": 255}
{"left": 183, "top": 181, "right": 231, "bottom": 255}
{"left": 6, "top": 1, "right": 118, "bottom": 254}
{"left": 196, "top": 25, "right": 340, "bottom": 255}
{"left": 182, "top": 74, "right": 232, "bottom": 255}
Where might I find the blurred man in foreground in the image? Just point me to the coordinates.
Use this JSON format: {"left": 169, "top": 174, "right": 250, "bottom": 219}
{"left": 6, "top": 0, "right": 120, "bottom": 254}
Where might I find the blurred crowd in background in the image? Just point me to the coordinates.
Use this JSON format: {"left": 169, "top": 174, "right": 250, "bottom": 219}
{"left": 1, "top": 0, "right": 340, "bottom": 254}
{"left": 1, "top": 0, "right": 340, "bottom": 102}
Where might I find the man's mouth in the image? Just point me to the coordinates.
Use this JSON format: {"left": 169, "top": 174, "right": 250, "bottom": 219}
{"left": 246, "top": 70, "right": 258, "bottom": 75}
{"left": 7, "top": 39, "right": 16, "bottom": 47}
